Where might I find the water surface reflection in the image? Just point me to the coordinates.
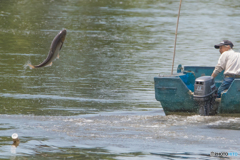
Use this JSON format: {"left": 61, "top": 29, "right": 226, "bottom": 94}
{"left": 0, "top": 0, "right": 240, "bottom": 159}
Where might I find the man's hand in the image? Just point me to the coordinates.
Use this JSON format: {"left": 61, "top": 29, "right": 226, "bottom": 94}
{"left": 211, "top": 73, "right": 217, "bottom": 78}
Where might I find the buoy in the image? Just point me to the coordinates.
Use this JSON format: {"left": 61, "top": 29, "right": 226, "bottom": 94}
{"left": 11, "top": 133, "right": 20, "bottom": 147}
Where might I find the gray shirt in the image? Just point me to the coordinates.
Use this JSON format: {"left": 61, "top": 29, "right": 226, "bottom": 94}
{"left": 213, "top": 49, "right": 240, "bottom": 76}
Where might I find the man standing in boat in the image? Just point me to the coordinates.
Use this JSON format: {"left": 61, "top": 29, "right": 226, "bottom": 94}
{"left": 211, "top": 40, "right": 240, "bottom": 98}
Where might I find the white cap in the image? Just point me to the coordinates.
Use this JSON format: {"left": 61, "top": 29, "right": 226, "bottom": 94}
{"left": 12, "top": 133, "right": 18, "bottom": 140}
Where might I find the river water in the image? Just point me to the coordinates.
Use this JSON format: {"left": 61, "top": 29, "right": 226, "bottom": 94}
{"left": 0, "top": 0, "right": 240, "bottom": 159}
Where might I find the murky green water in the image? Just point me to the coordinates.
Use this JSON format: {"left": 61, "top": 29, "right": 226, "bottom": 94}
{"left": 0, "top": 0, "right": 240, "bottom": 159}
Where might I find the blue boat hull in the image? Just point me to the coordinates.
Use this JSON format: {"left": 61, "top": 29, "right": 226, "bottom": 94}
{"left": 154, "top": 65, "right": 240, "bottom": 116}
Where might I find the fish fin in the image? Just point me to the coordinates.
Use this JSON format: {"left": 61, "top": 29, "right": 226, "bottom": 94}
{"left": 28, "top": 64, "right": 35, "bottom": 69}
{"left": 48, "top": 62, "right": 53, "bottom": 66}
{"left": 60, "top": 42, "right": 63, "bottom": 50}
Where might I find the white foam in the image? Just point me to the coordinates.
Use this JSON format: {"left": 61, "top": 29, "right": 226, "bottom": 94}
{"left": 208, "top": 118, "right": 240, "bottom": 126}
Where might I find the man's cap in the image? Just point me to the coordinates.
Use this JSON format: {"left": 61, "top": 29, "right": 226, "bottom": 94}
{"left": 214, "top": 40, "right": 234, "bottom": 49}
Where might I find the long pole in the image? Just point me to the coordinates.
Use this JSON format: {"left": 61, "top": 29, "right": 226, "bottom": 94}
{"left": 171, "top": 0, "right": 182, "bottom": 75}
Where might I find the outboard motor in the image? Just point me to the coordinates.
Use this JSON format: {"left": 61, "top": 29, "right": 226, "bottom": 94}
{"left": 193, "top": 76, "right": 217, "bottom": 116}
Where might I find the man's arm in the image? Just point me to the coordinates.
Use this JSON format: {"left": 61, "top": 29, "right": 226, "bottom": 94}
{"left": 212, "top": 53, "right": 227, "bottom": 78}
{"left": 211, "top": 72, "right": 217, "bottom": 78}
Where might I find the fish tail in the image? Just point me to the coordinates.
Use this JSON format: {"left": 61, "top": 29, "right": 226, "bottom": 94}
{"left": 28, "top": 64, "right": 35, "bottom": 69}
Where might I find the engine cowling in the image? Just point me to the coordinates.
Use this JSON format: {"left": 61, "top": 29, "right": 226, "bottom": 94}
{"left": 193, "top": 76, "right": 217, "bottom": 116}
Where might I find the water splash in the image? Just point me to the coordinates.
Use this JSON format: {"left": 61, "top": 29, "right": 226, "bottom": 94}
{"left": 24, "top": 60, "right": 32, "bottom": 69}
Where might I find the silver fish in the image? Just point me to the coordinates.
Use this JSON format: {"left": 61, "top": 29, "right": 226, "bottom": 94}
{"left": 28, "top": 29, "right": 67, "bottom": 69}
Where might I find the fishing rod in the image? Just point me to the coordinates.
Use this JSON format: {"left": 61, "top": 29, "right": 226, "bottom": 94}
{"left": 171, "top": 0, "right": 182, "bottom": 75}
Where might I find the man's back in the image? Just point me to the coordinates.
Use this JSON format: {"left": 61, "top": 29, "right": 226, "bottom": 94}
{"left": 215, "top": 49, "right": 240, "bottom": 75}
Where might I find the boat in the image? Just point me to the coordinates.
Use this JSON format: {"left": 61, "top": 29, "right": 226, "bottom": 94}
{"left": 154, "top": 0, "right": 240, "bottom": 116}
{"left": 154, "top": 64, "right": 240, "bottom": 116}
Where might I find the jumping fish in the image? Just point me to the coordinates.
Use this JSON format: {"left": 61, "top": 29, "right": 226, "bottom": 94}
{"left": 28, "top": 29, "right": 67, "bottom": 69}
